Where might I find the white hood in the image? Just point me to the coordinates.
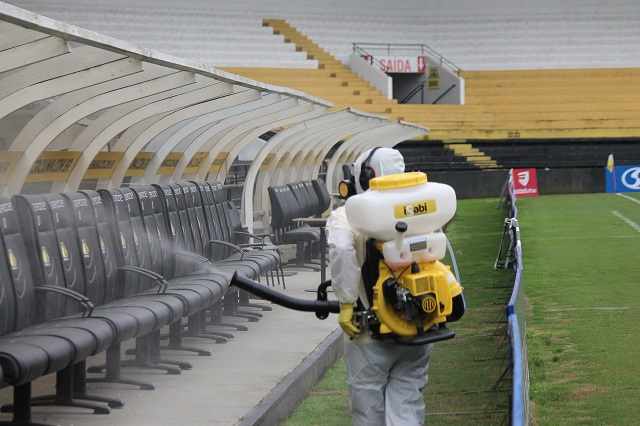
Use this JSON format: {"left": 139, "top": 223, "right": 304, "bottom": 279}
{"left": 353, "top": 147, "right": 405, "bottom": 193}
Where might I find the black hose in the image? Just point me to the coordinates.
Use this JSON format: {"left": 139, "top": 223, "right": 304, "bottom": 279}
{"left": 231, "top": 273, "right": 457, "bottom": 345}
{"left": 230, "top": 272, "right": 340, "bottom": 316}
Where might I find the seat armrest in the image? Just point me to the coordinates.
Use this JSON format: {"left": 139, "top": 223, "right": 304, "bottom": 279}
{"left": 173, "top": 250, "right": 212, "bottom": 267}
{"left": 237, "top": 231, "right": 276, "bottom": 243}
{"left": 35, "top": 285, "right": 95, "bottom": 317}
{"left": 209, "top": 240, "right": 245, "bottom": 259}
{"left": 118, "top": 266, "right": 168, "bottom": 293}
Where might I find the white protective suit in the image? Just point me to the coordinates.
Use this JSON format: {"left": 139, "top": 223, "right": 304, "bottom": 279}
{"left": 326, "top": 147, "right": 434, "bottom": 426}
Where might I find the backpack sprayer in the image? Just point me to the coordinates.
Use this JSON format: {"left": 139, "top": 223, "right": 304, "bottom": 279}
{"left": 230, "top": 172, "right": 464, "bottom": 346}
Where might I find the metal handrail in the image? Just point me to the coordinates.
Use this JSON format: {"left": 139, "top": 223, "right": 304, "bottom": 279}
{"left": 352, "top": 44, "right": 390, "bottom": 72}
{"left": 352, "top": 42, "right": 461, "bottom": 74}
{"left": 432, "top": 84, "right": 457, "bottom": 104}
{"left": 400, "top": 83, "right": 424, "bottom": 104}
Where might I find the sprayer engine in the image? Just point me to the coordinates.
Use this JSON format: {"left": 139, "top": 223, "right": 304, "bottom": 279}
{"left": 345, "top": 172, "right": 464, "bottom": 345}
{"left": 371, "top": 258, "right": 458, "bottom": 340}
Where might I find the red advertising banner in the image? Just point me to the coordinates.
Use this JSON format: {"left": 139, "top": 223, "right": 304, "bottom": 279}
{"left": 512, "top": 168, "right": 539, "bottom": 197}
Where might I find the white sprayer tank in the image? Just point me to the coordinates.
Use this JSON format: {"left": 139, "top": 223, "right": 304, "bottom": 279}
{"left": 345, "top": 172, "right": 456, "bottom": 241}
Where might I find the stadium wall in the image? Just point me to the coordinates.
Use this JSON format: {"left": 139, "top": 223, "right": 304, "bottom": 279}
{"left": 427, "top": 168, "right": 603, "bottom": 199}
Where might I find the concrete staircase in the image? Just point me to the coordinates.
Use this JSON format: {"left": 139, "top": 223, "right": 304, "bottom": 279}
{"left": 443, "top": 141, "right": 498, "bottom": 169}
{"left": 228, "top": 19, "right": 497, "bottom": 168}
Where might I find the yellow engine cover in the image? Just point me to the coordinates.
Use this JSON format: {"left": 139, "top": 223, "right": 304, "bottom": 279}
{"left": 372, "top": 260, "right": 463, "bottom": 337}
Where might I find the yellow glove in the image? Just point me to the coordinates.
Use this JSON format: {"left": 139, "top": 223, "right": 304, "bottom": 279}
{"left": 338, "top": 303, "right": 360, "bottom": 338}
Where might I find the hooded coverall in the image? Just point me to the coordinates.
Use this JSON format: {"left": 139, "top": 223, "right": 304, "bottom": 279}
{"left": 326, "top": 147, "right": 434, "bottom": 426}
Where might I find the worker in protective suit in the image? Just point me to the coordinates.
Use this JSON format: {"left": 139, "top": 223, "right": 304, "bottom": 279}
{"left": 326, "top": 147, "right": 434, "bottom": 426}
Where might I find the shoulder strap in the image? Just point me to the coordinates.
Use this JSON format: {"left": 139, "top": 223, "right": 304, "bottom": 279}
{"left": 360, "top": 238, "right": 384, "bottom": 307}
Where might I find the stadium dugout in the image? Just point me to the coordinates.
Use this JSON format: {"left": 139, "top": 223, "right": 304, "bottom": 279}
{"left": 2, "top": 0, "right": 640, "bottom": 425}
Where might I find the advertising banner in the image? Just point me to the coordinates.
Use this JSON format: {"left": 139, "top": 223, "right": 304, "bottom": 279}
{"left": 512, "top": 168, "right": 539, "bottom": 197}
{"left": 606, "top": 165, "right": 640, "bottom": 193}
{"left": 0, "top": 151, "right": 22, "bottom": 185}
{"left": 84, "top": 152, "right": 124, "bottom": 179}
{"left": 26, "top": 151, "right": 82, "bottom": 183}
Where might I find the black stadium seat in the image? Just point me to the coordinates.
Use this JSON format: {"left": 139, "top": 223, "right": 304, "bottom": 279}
{"left": 130, "top": 185, "right": 232, "bottom": 347}
{"left": 0, "top": 200, "right": 82, "bottom": 413}
{"left": 268, "top": 184, "right": 320, "bottom": 271}
{"left": 205, "top": 181, "right": 279, "bottom": 276}
{"left": 0, "top": 180, "right": 283, "bottom": 422}
{"left": 152, "top": 183, "right": 201, "bottom": 276}
{"left": 122, "top": 186, "right": 218, "bottom": 314}
{"left": 312, "top": 178, "right": 332, "bottom": 214}
{"left": 288, "top": 182, "right": 313, "bottom": 219}
{"left": 302, "top": 180, "right": 321, "bottom": 217}
{"left": 67, "top": 190, "right": 168, "bottom": 390}
{"left": 1, "top": 195, "right": 117, "bottom": 417}
{"left": 99, "top": 187, "right": 215, "bottom": 369}
{"left": 202, "top": 181, "right": 277, "bottom": 310}
{"left": 153, "top": 183, "right": 246, "bottom": 336}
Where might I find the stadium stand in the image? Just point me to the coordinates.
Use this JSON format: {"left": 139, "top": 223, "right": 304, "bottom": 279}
{"left": 9, "top": 0, "right": 640, "bottom": 172}
{"left": 283, "top": 12, "right": 640, "bottom": 70}
{"left": 4, "top": 2, "right": 318, "bottom": 68}
{"left": 12, "top": 0, "right": 640, "bottom": 71}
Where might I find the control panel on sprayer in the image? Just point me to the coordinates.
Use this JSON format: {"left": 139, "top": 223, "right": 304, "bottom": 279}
{"left": 344, "top": 171, "right": 464, "bottom": 345}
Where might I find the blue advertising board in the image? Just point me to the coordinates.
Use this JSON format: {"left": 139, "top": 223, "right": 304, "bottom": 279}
{"left": 606, "top": 165, "right": 640, "bottom": 193}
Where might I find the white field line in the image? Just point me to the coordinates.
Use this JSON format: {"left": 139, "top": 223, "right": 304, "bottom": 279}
{"left": 545, "top": 307, "right": 633, "bottom": 312}
{"left": 611, "top": 210, "right": 640, "bottom": 233}
{"left": 524, "top": 234, "right": 634, "bottom": 241}
{"left": 616, "top": 193, "right": 640, "bottom": 205}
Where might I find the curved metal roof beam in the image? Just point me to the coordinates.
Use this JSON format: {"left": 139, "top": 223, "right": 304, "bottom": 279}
{"left": 201, "top": 105, "right": 327, "bottom": 186}
{"left": 63, "top": 80, "right": 237, "bottom": 191}
{"left": 9, "top": 65, "right": 176, "bottom": 151}
{"left": 244, "top": 110, "right": 356, "bottom": 230}
{"left": 268, "top": 108, "right": 389, "bottom": 188}
{"left": 275, "top": 118, "right": 382, "bottom": 186}
{"left": 68, "top": 73, "right": 207, "bottom": 151}
{"left": 104, "top": 84, "right": 245, "bottom": 188}
{"left": 207, "top": 105, "right": 332, "bottom": 231}
{"left": 344, "top": 122, "right": 429, "bottom": 164}
{"left": 0, "top": 46, "right": 139, "bottom": 122}
{"left": 191, "top": 100, "right": 324, "bottom": 183}
{"left": 0, "top": 20, "right": 49, "bottom": 50}
{"left": 3, "top": 64, "right": 195, "bottom": 195}
{"left": 292, "top": 119, "right": 389, "bottom": 184}
{"left": 139, "top": 90, "right": 277, "bottom": 184}
{"left": 0, "top": 34, "right": 70, "bottom": 74}
{"left": 325, "top": 122, "right": 428, "bottom": 192}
